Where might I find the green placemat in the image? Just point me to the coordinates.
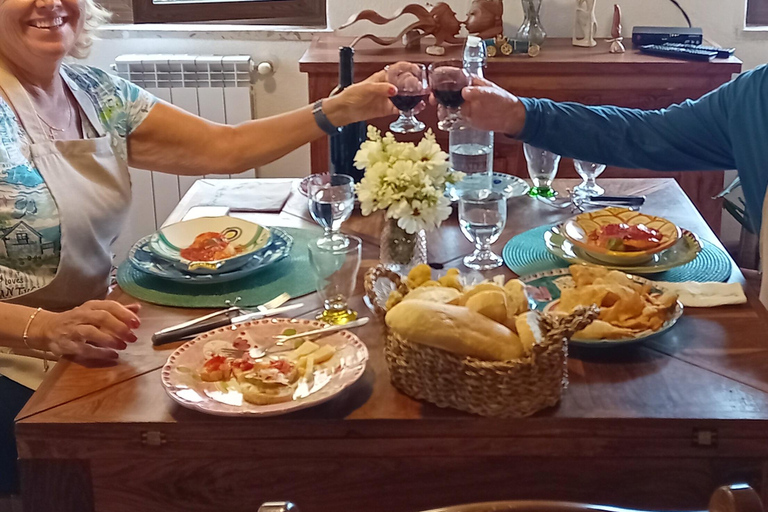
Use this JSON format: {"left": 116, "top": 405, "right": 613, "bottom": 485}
{"left": 117, "top": 227, "right": 322, "bottom": 308}
{"left": 502, "top": 224, "right": 732, "bottom": 283}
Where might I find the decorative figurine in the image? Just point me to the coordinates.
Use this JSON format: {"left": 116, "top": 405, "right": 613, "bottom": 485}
{"left": 573, "top": 0, "right": 598, "bottom": 48}
{"left": 608, "top": 4, "right": 626, "bottom": 53}
{"left": 339, "top": 3, "right": 463, "bottom": 53}
{"left": 466, "top": 0, "right": 504, "bottom": 39}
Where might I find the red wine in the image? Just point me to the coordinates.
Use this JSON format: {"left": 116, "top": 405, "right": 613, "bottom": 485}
{"left": 434, "top": 88, "right": 465, "bottom": 108}
{"left": 390, "top": 93, "right": 427, "bottom": 112}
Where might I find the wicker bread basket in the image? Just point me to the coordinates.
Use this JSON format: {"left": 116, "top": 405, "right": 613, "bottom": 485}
{"left": 364, "top": 265, "right": 598, "bottom": 418}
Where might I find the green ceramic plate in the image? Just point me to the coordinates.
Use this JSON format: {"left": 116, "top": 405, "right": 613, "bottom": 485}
{"left": 520, "top": 268, "right": 683, "bottom": 348}
{"left": 544, "top": 225, "right": 702, "bottom": 274}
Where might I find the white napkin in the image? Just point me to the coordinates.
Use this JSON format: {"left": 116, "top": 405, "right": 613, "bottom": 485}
{"left": 653, "top": 281, "right": 747, "bottom": 307}
{"left": 0, "top": 349, "right": 54, "bottom": 390}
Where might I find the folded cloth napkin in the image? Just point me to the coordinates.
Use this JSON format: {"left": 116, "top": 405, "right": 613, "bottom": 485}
{"left": 653, "top": 281, "right": 747, "bottom": 307}
{"left": 202, "top": 178, "right": 294, "bottom": 212}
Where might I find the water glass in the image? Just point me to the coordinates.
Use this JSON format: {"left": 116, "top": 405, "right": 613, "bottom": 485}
{"left": 307, "top": 173, "right": 355, "bottom": 250}
{"left": 428, "top": 61, "right": 471, "bottom": 131}
{"left": 573, "top": 159, "right": 607, "bottom": 197}
{"left": 386, "top": 62, "right": 428, "bottom": 134}
{"left": 523, "top": 143, "right": 561, "bottom": 198}
{"left": 308, "top": 235, "right": 362, "bottom": 325}
{"left": 459, "top": 191, "right": 507, "bottom": 270}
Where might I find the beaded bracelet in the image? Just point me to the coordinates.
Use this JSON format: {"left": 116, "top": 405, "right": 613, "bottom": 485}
{"left": 22, "top": 307, "right": 49, "bottom": 372}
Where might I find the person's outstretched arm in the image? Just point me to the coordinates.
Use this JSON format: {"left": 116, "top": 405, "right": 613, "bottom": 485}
{"left": 460, "top": 70, "right": 756, "bottom": 172}
{"left": 127, "top": 71, "right": 398, "bottom": 176}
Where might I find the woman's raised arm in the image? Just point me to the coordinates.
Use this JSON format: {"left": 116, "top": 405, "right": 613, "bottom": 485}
{"left": 126, "top": 71, "right": 398, "bottom": 176}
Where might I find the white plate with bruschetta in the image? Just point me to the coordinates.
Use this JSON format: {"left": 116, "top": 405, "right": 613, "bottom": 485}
{"left": 161, "top": 317, "right": 369, "bottom": 417}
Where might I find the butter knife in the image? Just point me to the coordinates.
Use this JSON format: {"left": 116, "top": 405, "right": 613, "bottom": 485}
{"left": 152, "top": 303, "right": 304, "bottom": 346}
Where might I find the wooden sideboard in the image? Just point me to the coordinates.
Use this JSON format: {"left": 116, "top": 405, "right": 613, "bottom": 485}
{"left": 299, "top": 36, "right": 742, "bottom": 233}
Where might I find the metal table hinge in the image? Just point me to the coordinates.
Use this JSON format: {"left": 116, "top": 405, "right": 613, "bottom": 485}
{"left": 692, "top": 428, "right": 719, "bottom": 447}
{"left": 141, "top": 431, "right": 167, "bottom": 447}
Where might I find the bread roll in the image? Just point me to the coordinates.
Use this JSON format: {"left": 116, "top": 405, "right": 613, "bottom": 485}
{"left": 465, "top": 290, "right": 508, "bottom": 324}
{"left": 385, "top": 300, "right": 524, "bottom": 361}
{"left": 402, "top": 286, "right": 462, "bottom": 305}
{"left": 459, "top": 282, "right": 506, "bottom": 306}
{"left": 515, "top": 312, "right": 544, "bottom": 354}
{"left": 504, "top": 279, "right": 530, "bottom": 315}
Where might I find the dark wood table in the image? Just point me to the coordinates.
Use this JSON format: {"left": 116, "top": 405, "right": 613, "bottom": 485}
{"left": 16, "top": 178, "right": 768, "bottom": 512}
{"left": 300, "top": 36, "right": 744, "bottom": 233}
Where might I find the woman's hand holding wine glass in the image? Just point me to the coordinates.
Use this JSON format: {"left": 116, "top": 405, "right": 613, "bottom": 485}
{"left": 385, "top": 62, "right": 429, "bottom": 134}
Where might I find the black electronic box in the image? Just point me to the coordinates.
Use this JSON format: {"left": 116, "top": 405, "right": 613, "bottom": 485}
{"left": 632, "top": 26, "right": 703, "bottom": 46}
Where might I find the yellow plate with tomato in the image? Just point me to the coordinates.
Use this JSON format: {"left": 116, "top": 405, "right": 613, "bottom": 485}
{"left": 561, "top": 207, "right": 681, "bottom": 265}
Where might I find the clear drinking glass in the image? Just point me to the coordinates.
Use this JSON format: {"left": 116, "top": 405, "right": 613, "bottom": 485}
{"left": 307, "top": 173, "right": 355, "bottom": 250}
{"left": 573, "top": 159, "right": 607, "bottom": 197}
{"left": 308, "top": 235, "right": 362, "bottom": 325}
{"left": 523, "top": 143, "right": 561, "bottom": 198}
{"left": 459, "top": 190, "right": 507, "bottom": 270}
{"left": 386, "top": 62, "right": 428, "bottom": 134}
{"left": 428, "top": 61, "right": 471, "bottom": 131}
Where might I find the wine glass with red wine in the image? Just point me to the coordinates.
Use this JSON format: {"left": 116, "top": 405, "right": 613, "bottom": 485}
{"left": 428, "top": 61, "right": 471, "bottom": 131}
{"left": 385, "top": 62, "right": 429, "bottom": 134}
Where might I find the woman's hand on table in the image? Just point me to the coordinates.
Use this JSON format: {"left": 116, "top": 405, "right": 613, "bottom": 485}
{"left": 323, "top": 70, "right": 400, "bottom": 126}
{"left": 429, "top": 76, "right": 528, "bottom": 136}
{"left": 30, "top": 301, "right": 142, "bottom": 361}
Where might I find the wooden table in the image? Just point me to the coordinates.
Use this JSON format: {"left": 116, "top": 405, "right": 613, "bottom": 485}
{"left": 300, "top": 37, "right": 744, "bottom": 233}
{"left": 16, "top": 178, "right": 768, "bottom": 512}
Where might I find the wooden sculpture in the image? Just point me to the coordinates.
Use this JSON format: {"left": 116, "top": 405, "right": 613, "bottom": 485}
{"left": 573, "top": 0, "right": 598, "bottom": 47}
{"left": 466, "top": 0, "right": 504, "bottom": 39}
{"left": 608, "top": 4, "right": 626, "bottom": 53}
{"left": 339, "top": 3, "right": 463, "bottom": 52}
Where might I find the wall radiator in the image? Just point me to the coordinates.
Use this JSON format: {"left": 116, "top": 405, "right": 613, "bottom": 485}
{"left": 112, "top": 54, "right": 256, "bottom": 260}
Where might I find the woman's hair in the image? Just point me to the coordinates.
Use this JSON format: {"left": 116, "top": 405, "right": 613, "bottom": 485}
{"left": 69, "top": 0, "right": 112, "bottom": 59}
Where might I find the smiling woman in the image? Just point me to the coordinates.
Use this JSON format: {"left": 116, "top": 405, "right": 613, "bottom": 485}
{"left": 0, "top": 0, "right": 399, "bottom": 497}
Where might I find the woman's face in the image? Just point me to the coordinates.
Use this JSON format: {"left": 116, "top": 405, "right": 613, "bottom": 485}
{"left": 0, "top": 0, "right": 84, "bottom": 68}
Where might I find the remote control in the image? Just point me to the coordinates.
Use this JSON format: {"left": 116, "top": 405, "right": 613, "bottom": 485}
{"left": 639, "top": 44, "right": 718, "bottom": 62}
{"left": 661, "top": 43, "right": 735, "bottom": 59}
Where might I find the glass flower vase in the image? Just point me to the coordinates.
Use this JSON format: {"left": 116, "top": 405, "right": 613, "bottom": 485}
{"left": 380, "top": 218, "right": 427, "bottom": 274}
{"left": 516, "top": 0, "right": 547, "bottom": 46}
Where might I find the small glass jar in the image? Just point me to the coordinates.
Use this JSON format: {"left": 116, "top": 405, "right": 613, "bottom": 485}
{"left": 380, "top": 218, "right": 427, "bottom": 274}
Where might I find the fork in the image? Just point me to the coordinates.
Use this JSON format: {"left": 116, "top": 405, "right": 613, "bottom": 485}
{"left": 273, "top": 317, "right": 370, "bottom": 343}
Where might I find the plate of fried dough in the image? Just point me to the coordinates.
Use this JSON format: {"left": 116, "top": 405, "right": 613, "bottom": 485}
{"left": 521, "top": 265, "right": 683, "bottom": 347}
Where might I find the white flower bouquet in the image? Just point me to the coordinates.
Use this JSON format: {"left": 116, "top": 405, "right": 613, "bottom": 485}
{"left": 354, "top": 126, "right": 463, "bottom": 234}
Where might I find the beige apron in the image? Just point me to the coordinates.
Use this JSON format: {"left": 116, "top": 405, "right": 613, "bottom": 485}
{"left": 0, "top": 63, "right": 132, "bottom": 388}
{"left": 0, "top": 63, "right": 132, "bottom": 311}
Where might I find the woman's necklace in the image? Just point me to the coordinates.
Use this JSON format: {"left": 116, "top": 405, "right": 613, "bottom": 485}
{"left": 35, "top": 104, "right": 73, "bottom": 140}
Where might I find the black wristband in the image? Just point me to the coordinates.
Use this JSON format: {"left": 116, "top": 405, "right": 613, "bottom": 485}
{"left": 313, "top": 99, "right": 341, "bottom": 135}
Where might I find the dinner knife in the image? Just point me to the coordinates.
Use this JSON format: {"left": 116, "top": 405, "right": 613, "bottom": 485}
{"left": 587, "top": 195, "right": 646, "bottom": 206}
{"left": 152, "top": 303, "right": 304, "bottom": 346}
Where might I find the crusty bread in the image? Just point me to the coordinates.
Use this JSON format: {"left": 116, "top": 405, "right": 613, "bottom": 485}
{"left": 385, "top": 300, "right": 524, "bottom": 361}
{"left": 464, "top": 290, "right": 509, "bottom": 325}
{"left": 515, "top": 311, "right": 544, "bottom": 354}
{"left": 402, "top": 286, "right": 462, "bottom": 305}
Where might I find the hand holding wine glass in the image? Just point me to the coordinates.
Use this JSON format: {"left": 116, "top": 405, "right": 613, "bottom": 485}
{"left": 428, "top": 61, "right": 471, "bottom": 131}
{"left": 386, "top": 62, "right": 429, "bottom": 134}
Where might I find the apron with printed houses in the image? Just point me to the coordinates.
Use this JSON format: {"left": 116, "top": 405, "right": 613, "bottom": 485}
{"left": 0, "top": 61, "right": 132, "bottom": 388}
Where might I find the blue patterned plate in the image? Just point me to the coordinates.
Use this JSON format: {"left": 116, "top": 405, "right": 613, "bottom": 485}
{"left": 129, "top": 228, "right": 293, "bottom": 284}
{"left": 520, "top": 268, "right": 683, "bottom": 348}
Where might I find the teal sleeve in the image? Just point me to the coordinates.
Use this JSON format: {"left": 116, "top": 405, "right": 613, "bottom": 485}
{"left": 517, "top": 78, "right": 738, "bottom": 172}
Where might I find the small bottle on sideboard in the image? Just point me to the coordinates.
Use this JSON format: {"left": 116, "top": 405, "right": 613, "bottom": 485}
{"left": 329, "top": 46, "right": 366, "bottom": 183}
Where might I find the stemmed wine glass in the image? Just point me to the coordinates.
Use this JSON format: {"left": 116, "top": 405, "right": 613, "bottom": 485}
{"left": 428, "top": 61, "right": 471, "bottom": 131}
{"left": 523, "top": 143, "right": 561, "bottom": 198}
{"left": 573, "top": 159, "right": 607, "bottom": 197}
{"left": 459, "top": 190, "right": 507, "bottom": 270}
{"left": 307, "top": 174, "right": 355, "bottom": 250}
{"left": 386, "top": 62, "right": 429, "bottom": 134}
